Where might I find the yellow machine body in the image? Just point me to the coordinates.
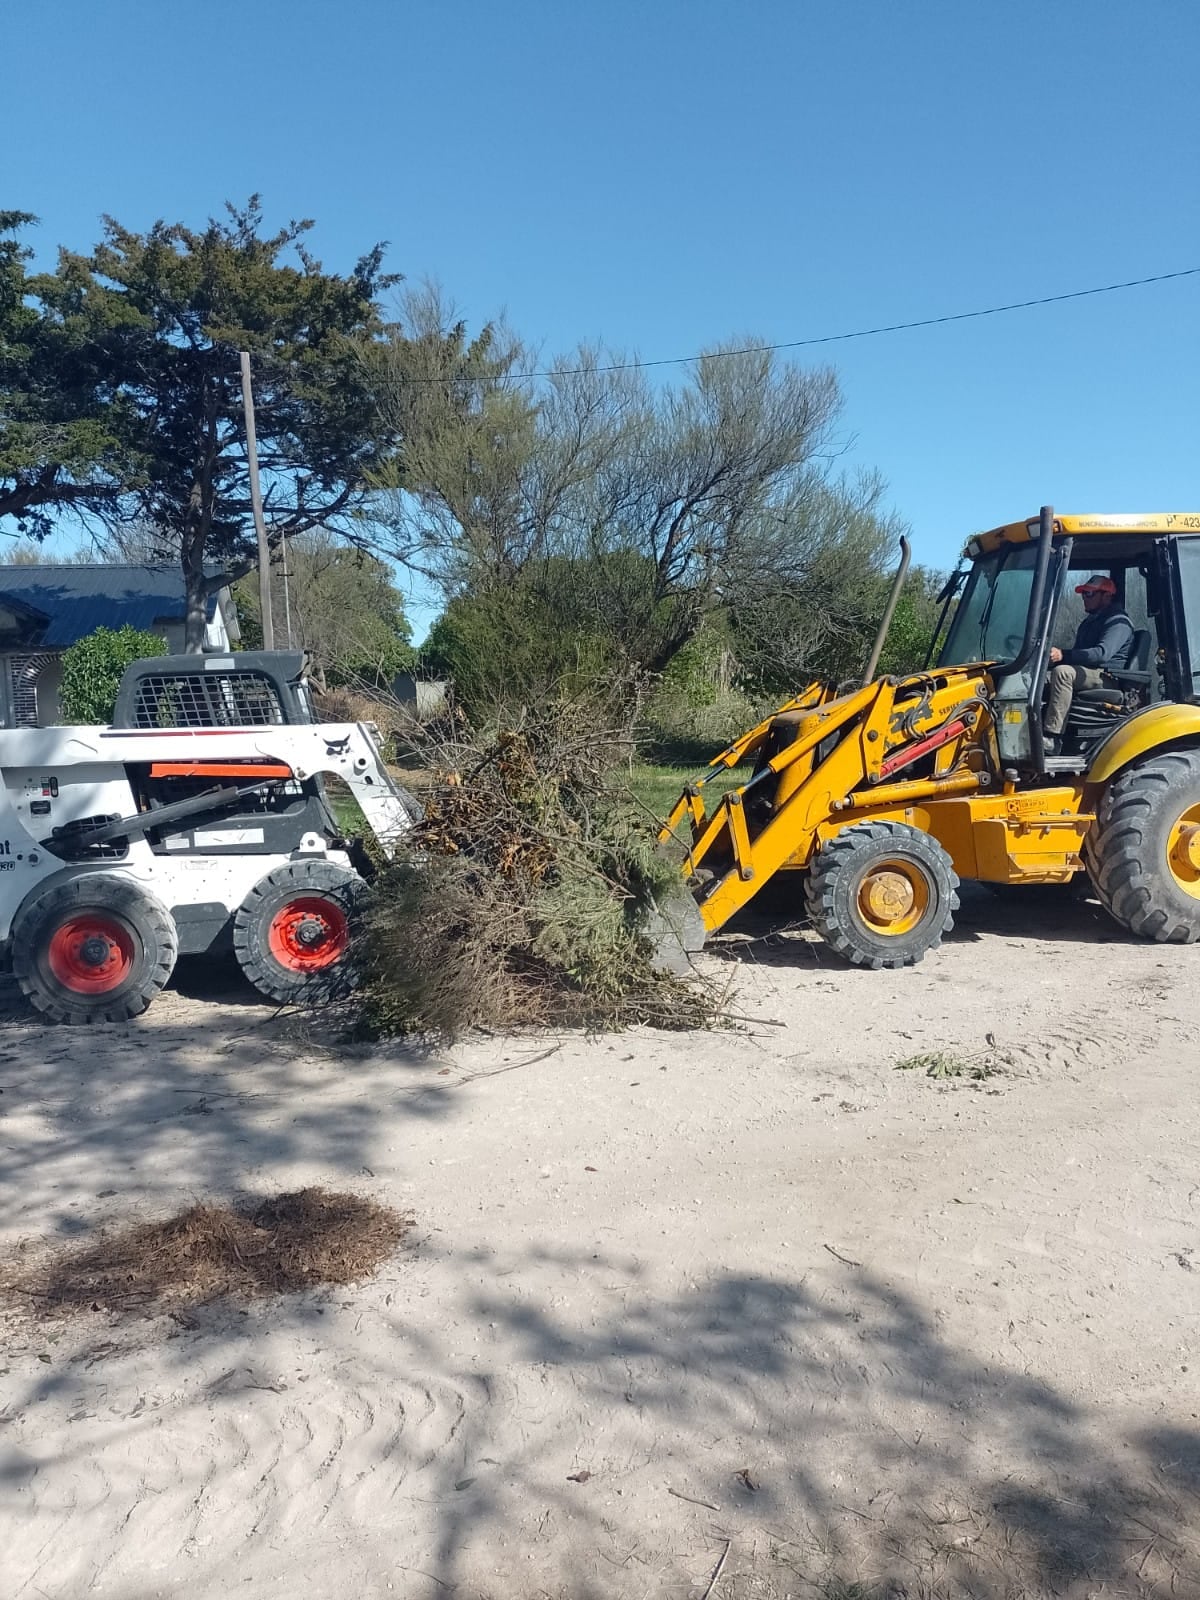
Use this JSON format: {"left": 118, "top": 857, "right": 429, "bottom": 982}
{"left": 661, "top": 666, "right": 1094, "bottom": 934}
{"left": 661, "top": 509, "right": 1200, "bottom": 944}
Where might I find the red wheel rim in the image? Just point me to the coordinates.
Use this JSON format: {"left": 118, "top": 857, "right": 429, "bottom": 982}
{"left": 47, "top": 914, "right": 137, "bottom": 994}
{"left": 267, "top": 896, "right": 349, "bottom": 972}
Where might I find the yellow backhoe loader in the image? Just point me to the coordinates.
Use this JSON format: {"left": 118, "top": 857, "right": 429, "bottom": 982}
{"left": 661, "top": 507, "right": 1200, "bottom": 966}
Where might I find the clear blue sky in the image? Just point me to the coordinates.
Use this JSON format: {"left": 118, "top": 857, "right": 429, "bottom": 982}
{"left": 6, "top": 0, "right": 1198, "bottom": 636}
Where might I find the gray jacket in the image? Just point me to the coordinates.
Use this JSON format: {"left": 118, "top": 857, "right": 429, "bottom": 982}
{"left": 1063, "top": 604, "right": 1135, "bottom": 669}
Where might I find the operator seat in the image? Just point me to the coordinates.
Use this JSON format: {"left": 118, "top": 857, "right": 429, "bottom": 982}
{"left": 1064, "top": 627, "right": 1154, "bottom": 749}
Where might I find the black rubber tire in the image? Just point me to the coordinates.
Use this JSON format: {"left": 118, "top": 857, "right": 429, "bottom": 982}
{"left": 393, "top": 783, "right": 425, "bottom": 825}
{"left": 804, "top": 820, "right": 960, "bottom": 970}
{"left": 233, "top": 859, "right": 364, "bottom": 1005}
{"left": 1085, "top": 748, "right": 1200, "bottom": 942}
{"left": 12, "top": 875, "right": 178, "bottom": 1025}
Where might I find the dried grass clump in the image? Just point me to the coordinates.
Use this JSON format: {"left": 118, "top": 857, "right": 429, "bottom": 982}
{"left": 356, "top": 688, "right": 716, "bottom": 1040}
{"left": 3, "top": 1188, "right": 408, "bottom": 1321}
{"left": 311, "top": 686, "right": 414, "bottom": 747}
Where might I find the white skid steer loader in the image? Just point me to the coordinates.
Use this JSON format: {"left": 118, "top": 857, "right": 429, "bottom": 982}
{"left": 0, "top": 652, "right": 417, "bottom": 1024}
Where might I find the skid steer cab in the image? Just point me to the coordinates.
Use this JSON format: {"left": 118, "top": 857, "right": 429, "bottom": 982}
{"left": 0, "top": 651, "right": 418, "bottom": 1024}
{"left": 663, "top": 506, "right": 1200, "bottom": 969}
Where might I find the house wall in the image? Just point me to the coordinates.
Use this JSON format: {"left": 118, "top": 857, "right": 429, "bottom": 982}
{"left": 35, "top": 655, "right": 65, "bottom": 724}
{"left": 0, "top": 652, "right": 61, "bottom": 728}
{"left": 0, "top": 607, "right": 232, "bottom": 728}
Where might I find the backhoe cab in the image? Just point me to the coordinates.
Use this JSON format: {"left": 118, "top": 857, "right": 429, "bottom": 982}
{"left": 662, "top": 507, "right": 1200, "bottom": 967}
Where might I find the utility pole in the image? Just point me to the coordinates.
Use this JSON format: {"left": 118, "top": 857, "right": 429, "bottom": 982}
{"left": 239, "top": 351, "right": 274, "bottom": 650}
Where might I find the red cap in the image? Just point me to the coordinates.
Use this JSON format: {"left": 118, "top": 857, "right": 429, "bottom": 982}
{"left": 1075, "top": 574, "right": 1117, "bottom": 596}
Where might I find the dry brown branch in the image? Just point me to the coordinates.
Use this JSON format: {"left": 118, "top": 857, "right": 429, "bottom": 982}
{"left": 354, "top": 682, "right": 718, "bottom": 1040}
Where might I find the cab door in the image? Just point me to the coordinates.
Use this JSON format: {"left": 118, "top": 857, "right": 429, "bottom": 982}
{"left": 990, "top": 539, "right": 1072, "bottom": 768}
{"left": 1165, "top": 537, "right": 1200, "bottom": 704}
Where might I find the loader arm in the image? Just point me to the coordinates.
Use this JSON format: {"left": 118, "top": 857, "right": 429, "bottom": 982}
{"left": 667, "top": 669, "right": 997, "bottom": 933}
{"left": 333, "top": 734, "right": 417, "bottom": 856}
{"left": 658, "top": 679, "right": 835, "bottom": 845}
{"left": 116, "top": 719, "right": 413, "bottom": 853}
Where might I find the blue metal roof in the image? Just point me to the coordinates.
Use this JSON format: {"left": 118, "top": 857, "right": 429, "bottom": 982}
{"left": 0, "top": 565, "right": 218, "bottom": 650}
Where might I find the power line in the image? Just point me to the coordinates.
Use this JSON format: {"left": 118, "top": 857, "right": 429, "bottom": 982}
{"left": 439, "top": 265, "right": 1199, "bottom": 384}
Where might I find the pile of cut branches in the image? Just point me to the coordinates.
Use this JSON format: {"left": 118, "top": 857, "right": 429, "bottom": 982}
{"left": 355, "top": 688, "right": 716, "bottom": 1039}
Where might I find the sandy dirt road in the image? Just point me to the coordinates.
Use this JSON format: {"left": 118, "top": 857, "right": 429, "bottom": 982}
{"left": 2, "top": 888, "right": 1199, "bottom": 1599}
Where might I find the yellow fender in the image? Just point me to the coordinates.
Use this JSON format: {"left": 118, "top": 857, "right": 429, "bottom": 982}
{"left": 1086, "top": 704, "right": 1200, "bottom": 785}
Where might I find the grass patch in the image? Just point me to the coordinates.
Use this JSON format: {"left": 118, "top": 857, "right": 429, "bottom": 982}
{"left": 895, "top": 1044, "right": 1013, "bottom": 1081}
{"left": 3, "top": 1188, "right": 409, "bottom": 1320}
{"left": 324, "top": 775, "right": 367, "bottom": 836}
{"left": 627, "top": 761, "right": 752, "bottom": 823}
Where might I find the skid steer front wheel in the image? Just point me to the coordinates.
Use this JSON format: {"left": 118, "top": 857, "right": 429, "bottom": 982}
{"left": 13, "top": 877, "right": 178, "bottom": 1024}
{"left": 233, "top": 860, "right": 364, "bottom": 1005}
{"left": 1085, "top": 748, "right": 1200, "bottom": 942}
{"left": 804, "top": 821, "right": 959, "bottom": 970}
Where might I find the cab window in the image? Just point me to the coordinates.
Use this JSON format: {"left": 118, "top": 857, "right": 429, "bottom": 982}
{"left": 1051, "top": 565, "right": 1150, "bottom": 657}
{"left": 938, "top": 544, "right": 1038, "bottom": 667}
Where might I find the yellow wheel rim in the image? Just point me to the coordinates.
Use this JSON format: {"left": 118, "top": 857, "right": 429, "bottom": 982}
{"left": 1167, "top": 803, "right": 1200, "bottom": 898}
{"left": 855, "top": 859, "right": 931, "bottom": 936}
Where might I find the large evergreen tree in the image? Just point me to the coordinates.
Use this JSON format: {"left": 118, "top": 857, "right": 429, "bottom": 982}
{"left": 0, "top": 211, "right": 129, "bottom": 531}
{"left": 26, "top": 199, "right": 401, "bottom": 646}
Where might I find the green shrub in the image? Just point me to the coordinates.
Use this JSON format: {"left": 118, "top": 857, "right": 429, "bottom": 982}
{"left": 421, "top": 586, "right": 620, "bottom": 719}
{"left": 59, "top": 624, "right": 167, "bottom": 725}
{"left": 640, "top": 627, "right": 768, "bottom": 766}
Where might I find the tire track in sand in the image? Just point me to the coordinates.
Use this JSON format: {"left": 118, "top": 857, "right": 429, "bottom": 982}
{"left": 7, "top": 1344, "right": 471, "bottom": 1598}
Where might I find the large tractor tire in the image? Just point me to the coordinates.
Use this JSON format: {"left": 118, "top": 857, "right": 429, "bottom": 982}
{"left": 12, "top": 875, "right": 178, "bottom": 1025}
{"left": 1085, "top": 748, "right": 1200, "bottom": 942}
{"left": 804, "top": 820, "right": 959, "bottom": 970}
{"left": 233, "top": 859, "right": 364, "bottom": 1005}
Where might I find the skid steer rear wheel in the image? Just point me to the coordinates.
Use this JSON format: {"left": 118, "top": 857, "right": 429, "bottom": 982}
{"left": 13, "top": 876, "right": 178, "bottom": 1024}
{"left": 233, "top": 859, "right": 363, "bottom": 1005}
{"left": 804, "top": 820, "right": 959, "bottom": 970}
{"left": 1085, "top": 748, "right": 1200, "bottom": 942}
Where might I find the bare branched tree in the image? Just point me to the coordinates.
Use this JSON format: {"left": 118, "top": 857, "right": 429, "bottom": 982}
{"left": 363, "top": 286, "right": 543, "bottom": 588}
{"left": 366, "top": 299, "right": 907, "bottom": 685}
{"left": 234, "top": 528, "right": 413, "bottom": 690}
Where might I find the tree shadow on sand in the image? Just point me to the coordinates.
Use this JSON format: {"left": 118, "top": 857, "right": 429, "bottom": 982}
{"left": 0, "top": 969, "right": 451, "bottom": 1245}
{"left": 2, "top": 1244, "right": 1195, "bottom": 1598}
{"left": 1, "top": 964, "right": 1195, "bottom": 1599}
{"left": 417, "top": 1252, "right": 1200, "bottom": 1598}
